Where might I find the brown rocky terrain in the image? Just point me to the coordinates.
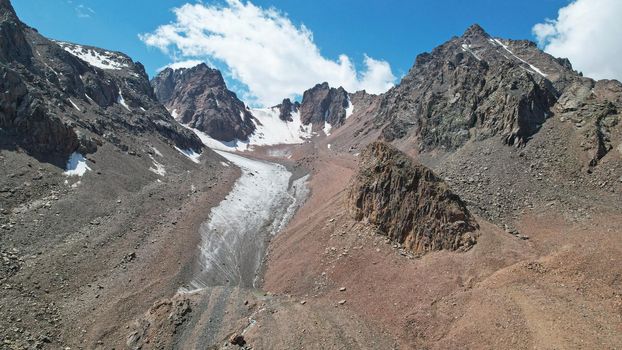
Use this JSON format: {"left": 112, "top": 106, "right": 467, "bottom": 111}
{"left": 348, "top": 141, "right": 478, "bottom": 254}
{"left": 151, "top": 64, "right": 256, "bottom": 142}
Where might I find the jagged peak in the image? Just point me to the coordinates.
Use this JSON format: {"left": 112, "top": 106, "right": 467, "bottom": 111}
{"left": 462, "top": 23, "right": 490, "bottom": 39}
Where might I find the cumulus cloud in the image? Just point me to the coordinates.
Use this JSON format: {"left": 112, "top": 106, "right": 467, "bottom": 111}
{"left": 140, "top": 0, "right": 396, "bottom": 106}
{"left": 533, "top": 0, "right": 622, "bottom": 81}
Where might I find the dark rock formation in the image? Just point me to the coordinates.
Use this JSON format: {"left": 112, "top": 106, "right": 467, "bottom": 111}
{"left": 376, "top": 24, "right": 561, "bottom": 150}
{"left": 348, "top": 141, "right": 479, "bottom": 254}
{"left": 151, "top": 64, "right": 256, "bottom": 142}
{"left": 0, "top": 0, "right": 202, "bottom": 165}
{"left": 299, "top": 82, "right": 350, "bottom": 130}
{"left": 275, "top": 98, "right": 300, "bottom": 122}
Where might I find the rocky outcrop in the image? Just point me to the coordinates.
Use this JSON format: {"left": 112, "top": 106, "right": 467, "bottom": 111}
{"left": 275, "top": 98, "right": 300, "bottom": 122}
{"left": 151, "top": 64, "right": 256, "bottom": 142}
{"left": 299, "top": 82, "right": 350, "bottom": 130}
{"left": 348, "top": 142, "right": 478, "bottom": 254}
{"left": 0, "top": 0, "right": 202, "bottom": 165}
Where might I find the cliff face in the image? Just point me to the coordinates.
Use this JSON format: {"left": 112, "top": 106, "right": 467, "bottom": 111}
{"left": 348, "top": 142, "right": 479, "bottom": 254}
{"left": 151, "top": 64, "right": 256, "bottom": 142}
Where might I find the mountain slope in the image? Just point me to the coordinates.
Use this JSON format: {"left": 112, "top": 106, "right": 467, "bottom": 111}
{"left": 0, "top": 1, "right": 237, "bottom": 348}
{"left": 0, "top": 3, "right": 202, "bottom": 166}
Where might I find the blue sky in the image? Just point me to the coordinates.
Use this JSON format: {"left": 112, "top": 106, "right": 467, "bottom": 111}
{"left": 16, "top": 0, "right": 613, "bottom": 106}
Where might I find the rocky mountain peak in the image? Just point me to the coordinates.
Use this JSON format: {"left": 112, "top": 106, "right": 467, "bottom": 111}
{"left": 348, "top": 142, "right": 479, "bottom": 254}
{"left": 151, "top": 64, "right": 256, "bottom": 142}
{"left": 462, "top": 23, "right": 489, "bottom": 39}
{"left": 299, "top": 82, "right": 350, "bottom": 131}
{"left": 374, "top": 24, "right": 578, "bottom": 150}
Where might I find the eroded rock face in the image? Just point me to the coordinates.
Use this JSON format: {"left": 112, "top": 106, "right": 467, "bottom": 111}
{"left": 299, "top": 82, "right": 350, "bottom": 130}
{"left": 151, "top": 64, "right": 256, "bottom": 142}
{"left": 348, "top": 141, "right": 478, "bottom": 254}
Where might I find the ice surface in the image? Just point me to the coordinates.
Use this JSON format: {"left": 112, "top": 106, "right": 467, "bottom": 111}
{"left": 64, "top": 152, "right": 90, "bottom": 176}
{"left": 183, "top": 150, "right": 309, "bottom": 290}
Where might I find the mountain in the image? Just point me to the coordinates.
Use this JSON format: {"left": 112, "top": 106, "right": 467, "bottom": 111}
{"left": 3, "top": 0, "right": 622, "bottom": 347}
{"left": 151, "top": 63, "right": 256, "bottom": 142}
{"left": 0, "top": 0, "right": 202, "bottom": 166}
{"left": 340, "top": 25, "right": 620, "bottom": 168}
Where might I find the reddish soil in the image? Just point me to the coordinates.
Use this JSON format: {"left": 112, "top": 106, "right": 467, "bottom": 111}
{"left": 261, "top": 145, "right": 622, "bottom": 349}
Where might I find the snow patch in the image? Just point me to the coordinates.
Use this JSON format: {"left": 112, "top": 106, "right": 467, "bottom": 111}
{"left": 327, "top": 143, "right": 332, "bottom": 149}
{"left": 491, "top": 39, "right": 547, "bottom": 77}
{"left": 323, "top": 122, "right": 333, "bottom": 136}
{"left": 220, "top": 161, "right": 230, "bottom": 167}
{"left": 57, "top": 42, "right": 128, "bottom": 70}
{"left": 64, "top": 152, "right": 90, "bottom": 176}
{"left": 186, "top": 107, "right": 312, "bottom": 152}
{"left": 69, "top": 99, "right": 81, "bottom": 111}
{"left": 246, "top": 107, "right": 313, "bottom": 147}
{"left": 461, "top": 43, "right": 481, "bottom": 61}
{"left": 345, "top": 97, "right": 354, "bottom": 119}
{"left": 117, "top": 90, "right": 130, "bottom": 111}
{"left": 148, "top": 155, "right": 166, "bottom": 176}
{"left": 175, "top": 146, "right": 201, "bottom": 163}
{"left": 150, "top": 146, "right": 163, "bottom": 157}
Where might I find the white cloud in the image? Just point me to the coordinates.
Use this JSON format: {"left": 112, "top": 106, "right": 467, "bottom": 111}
{"left": 158, "top": 60, "right": 205, "bottom": 72}
{"left": 140, "top": 0, "right": 396, "bottom": 106}
{"left": 75, "top": 4, "right": 95, "bottom": 19}
{"left": 533, "top": 0, "right": 622, "bottom": 81}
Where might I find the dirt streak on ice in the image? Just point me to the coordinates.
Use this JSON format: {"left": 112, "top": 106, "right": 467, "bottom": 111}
{"left": 183, "top": 150, "right": 309, "bottom": 291}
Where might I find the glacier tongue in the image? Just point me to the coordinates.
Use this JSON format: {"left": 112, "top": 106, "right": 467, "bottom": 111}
{"left": 182, "top": 151, "right": 309, "bottom": 291}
